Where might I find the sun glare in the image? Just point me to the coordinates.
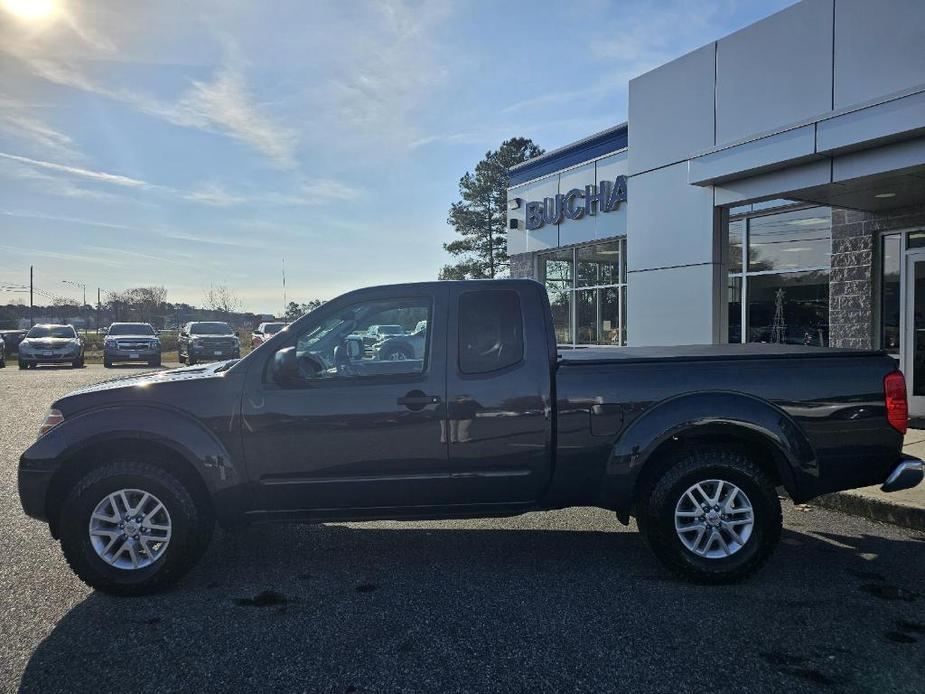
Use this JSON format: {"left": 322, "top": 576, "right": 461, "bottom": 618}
{"left": 2, "top": 0, "right": 57, "bottom": 21}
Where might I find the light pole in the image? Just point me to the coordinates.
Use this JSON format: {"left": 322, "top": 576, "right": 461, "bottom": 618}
{"left": 61, "top": 279, "right": 87, "bottom": 332}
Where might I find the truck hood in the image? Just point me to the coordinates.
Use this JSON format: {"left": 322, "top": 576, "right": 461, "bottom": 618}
{"left": 60, "top": 361, "right": 231, "bottom": 400}
{"left": 106, "top": 334, "right": 158, "bottom": 340}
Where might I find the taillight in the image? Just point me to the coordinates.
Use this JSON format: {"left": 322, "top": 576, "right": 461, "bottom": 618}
{"left": 884, "top": 371, "right": 908, "bottom": 435}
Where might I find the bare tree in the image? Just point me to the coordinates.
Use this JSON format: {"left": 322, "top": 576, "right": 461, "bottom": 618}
{"left": 51, "top": 297, "right": 79, "bottom": 324}
{"left": 204, "top": 284, "right": 244, "bottom": 318}
{"left": 105, "top": 286, "right": 168, "bottom": 326}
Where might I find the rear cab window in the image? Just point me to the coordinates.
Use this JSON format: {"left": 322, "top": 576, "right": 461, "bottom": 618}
{"left": 458, "top": 290, "right": 524, "bottom": 374}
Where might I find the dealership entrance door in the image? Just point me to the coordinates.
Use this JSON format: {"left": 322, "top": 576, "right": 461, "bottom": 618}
{"left": 903, "top": 250, "right": 925, "bottom": 418}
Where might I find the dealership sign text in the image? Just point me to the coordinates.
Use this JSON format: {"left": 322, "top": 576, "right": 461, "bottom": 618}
{"left": 525, "top": 175, "right": 627, "bottom": 231}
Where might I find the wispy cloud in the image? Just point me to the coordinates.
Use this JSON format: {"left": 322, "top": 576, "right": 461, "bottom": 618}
{"left": 0, "top": 152, "right": 147, "bottom": 187}
{"left": 0, "top": 209, "right": 138, "bottom": 230}
{"left": 176, "top": 67, "right": 299, "bottom": 169}
{"left": 0, "top": 152, "right": 358, "bottom": 209}
{"left": 1, "top": 15, "right": 299, "bottom": 170}
{"left": 500, "top": 0, "right": 732, "bottom": 118}
{"left": 309, "top": 0, "right": 454, "bottom": 151}
{"left": 0, "top": 95, "right": 83, "bottom": 161}
{"left": 179, "top": 179, "right": 359, "bottom": 207}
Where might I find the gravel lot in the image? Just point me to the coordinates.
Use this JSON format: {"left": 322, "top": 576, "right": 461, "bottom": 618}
{"left": 1, "top": 364, "right": 924, "bottom": 693}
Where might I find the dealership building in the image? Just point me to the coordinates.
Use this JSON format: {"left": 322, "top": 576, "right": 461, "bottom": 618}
{"left": 507, "top": 0, "right": 925, "bottom": 414}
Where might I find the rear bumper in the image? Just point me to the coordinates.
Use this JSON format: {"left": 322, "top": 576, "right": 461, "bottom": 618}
{"left": 881, "top": 455, "right": 924, "bottom": 493}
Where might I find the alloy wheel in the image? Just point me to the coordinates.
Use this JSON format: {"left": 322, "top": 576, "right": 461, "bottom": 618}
{"left": 674, "top": 479, "right": 754, "bottom": 559}
{"left": 88, "top": 488, "right": 172, "bottom": 570}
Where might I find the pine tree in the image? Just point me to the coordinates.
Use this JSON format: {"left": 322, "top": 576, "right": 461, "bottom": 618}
{"left": 440, "top": 137, "right": 544, "bottom": 279}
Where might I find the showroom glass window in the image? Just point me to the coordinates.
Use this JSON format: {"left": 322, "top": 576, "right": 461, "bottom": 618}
{"left": 727, "top": 206, "right": 832, "bottom": 346}
{"left": 538, "top": 239, "right": 626, "bottom": 346}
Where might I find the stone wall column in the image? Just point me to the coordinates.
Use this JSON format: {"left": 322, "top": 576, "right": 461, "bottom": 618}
{"left": 508, "top": 253, "right": 535, "bottom": 280}
{"left": 829, "top": 208, "right": 874, "bottom": 349}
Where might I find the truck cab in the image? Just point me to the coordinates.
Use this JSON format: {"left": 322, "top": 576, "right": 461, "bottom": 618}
{"left": 245, "top": 281, "right": 554, "bottom": 513}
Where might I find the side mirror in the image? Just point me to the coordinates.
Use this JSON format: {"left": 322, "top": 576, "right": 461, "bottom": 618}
{"left": 346, "top": 339, "right": 361, "bottom": 360}
{"left": 272, "top": 346, "right": 300, "bottom": 383}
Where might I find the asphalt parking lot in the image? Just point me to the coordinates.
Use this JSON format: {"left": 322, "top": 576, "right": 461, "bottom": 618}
{"left": 1, "top": 365, "right": 924, "bottom": 693}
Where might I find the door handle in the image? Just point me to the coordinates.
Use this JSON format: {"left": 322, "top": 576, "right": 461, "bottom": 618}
{"left": 398, "top": 390, "right": 441, "bottom": 410}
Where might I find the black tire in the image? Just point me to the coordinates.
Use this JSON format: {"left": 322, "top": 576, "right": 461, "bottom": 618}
{"left": 637, "top": 446, "right": 782, "bottom": 584}
{"left": 149, "top": 356, "right": 162, "bottom": 368}
{"left": 18, "top": 360, "right": 28, "bottom": 370}
{"left": 0, "top": 357, "right": 5, "bottom": 368}
{"left": 103, "top": 356, "right": 113, "bottom": 368}
{"left": 178, "top": 351, "right": 186, "bottom": 364}
{"left": 58, "top": 460, "right": 213, "bottom": 596}
{"left": 187, "top": 355, "right": 196, "bottom": 366}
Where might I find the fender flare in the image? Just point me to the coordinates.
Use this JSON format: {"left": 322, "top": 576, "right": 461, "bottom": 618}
{"left": 602, "top": 391, "right": 818, "bottom": 518}
{"left": 22, "top": 404, "right": 241, "bottom": 519}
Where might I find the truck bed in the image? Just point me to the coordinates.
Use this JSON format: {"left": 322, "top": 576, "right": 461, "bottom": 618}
{"left": 558, "top": 343, "right": 886, "bottom": 364}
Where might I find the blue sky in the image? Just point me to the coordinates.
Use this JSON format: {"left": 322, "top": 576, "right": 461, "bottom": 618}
{"left": 0, "top": 0, "right": 793, "bottom": 314}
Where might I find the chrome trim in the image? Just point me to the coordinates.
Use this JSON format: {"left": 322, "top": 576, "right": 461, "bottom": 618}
{"left": 881, "top": 458, "right": 924, "bottom": 493}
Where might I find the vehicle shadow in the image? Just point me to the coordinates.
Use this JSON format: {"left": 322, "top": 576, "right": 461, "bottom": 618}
{"left": 18, "top": 521, "right": 925, "bottom": 693}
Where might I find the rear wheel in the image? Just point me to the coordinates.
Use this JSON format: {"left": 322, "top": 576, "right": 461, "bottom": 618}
{"left": 18, "top": 360, "right": 28, "bottom": 370}
{"left": 103, "top": 356, "right": 113, "bottom": 368}
{"left": 149, "top": 356, "right": 162, "bottom": 368}
{"left": 58, "top": 460, "right": 213, "bottom": 596}
{"left": 636, "top": 446, "right": 781, "bottom": 584}
{"left": 187, "top": 355, "right": 196, "bottom": 366}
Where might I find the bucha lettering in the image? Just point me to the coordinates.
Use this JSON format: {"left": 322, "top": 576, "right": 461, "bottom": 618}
{"left": 524, "top": 175, "right": 627, "bottom": 231}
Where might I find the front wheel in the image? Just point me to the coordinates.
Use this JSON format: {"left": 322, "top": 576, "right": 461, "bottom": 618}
{"left": 58, "top": 460, "right": 213, "bottom": 596}
{"left": 637, "top": 446, "right": 781, "bottom": 584}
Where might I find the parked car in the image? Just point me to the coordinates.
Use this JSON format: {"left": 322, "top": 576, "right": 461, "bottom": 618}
{"left": 373, "top": 319, "right": 427, "bottom": 361}
{"left": 18, "top": 279, "right": 922, "bottom": 595}
{"left": 177, "top": 321, "right": 240, "bottom": 366}
{"left": 0, "top": 329, "right": 28, "bottom": 356}
{"left": 17, "top": 324, "right": 84, "bottom": 369}
{"left": 360, "top": 324, "right": 405, "bottom": 348}
{"left": 103, "top": 323, "right": 162, "bottom": 368}
{"left": 251, "top": 321, "right": 286, "bottom": 348}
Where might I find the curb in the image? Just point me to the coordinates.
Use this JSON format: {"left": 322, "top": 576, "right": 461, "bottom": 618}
{"left": 814, "top": 491, "right": 925, "bottom": 532}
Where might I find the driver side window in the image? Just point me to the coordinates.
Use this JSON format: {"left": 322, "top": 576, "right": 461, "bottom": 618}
{"left": 293, "top": 297, "right": 431, "bottom": 380}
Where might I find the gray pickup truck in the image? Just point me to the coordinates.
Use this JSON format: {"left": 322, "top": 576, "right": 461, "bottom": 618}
{"left": 18, "top": 279, "right": 923, "bottom": 595}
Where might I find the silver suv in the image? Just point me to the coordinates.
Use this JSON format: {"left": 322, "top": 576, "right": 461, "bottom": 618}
{"left": 104, "top": 323, "right": 162, "bottom": 368}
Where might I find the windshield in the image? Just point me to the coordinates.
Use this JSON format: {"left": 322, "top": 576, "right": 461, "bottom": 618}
{"left": 108, "top": 323, "right": 155, "bottom": 336}
{"left": 264, "top": 323, "right": 285, "bottom": 334}
{"left": 190, "top": 322, "right": 234, "bottom": 335}
{"left": 27, "top": 325, "right": 76, "bottom": 339}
